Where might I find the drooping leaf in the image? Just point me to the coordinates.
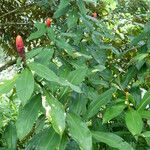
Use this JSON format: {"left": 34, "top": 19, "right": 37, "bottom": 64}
{"left": 16, "top": 94, "right": 42, "bottom": 140}
{"left": 26, "top": 128, "right": 60, "bottom": 150}
{"left": 28, "top": 62, "right": 81, "bottom": 93}
{"left": 4, "top": 122, "right": 17, "bottom": 150}
{"left": 103, "top": 103, "right": 126, "bottom": 123}
{"left": 66, "top": 112, "right": 92, "bottom": 150}
{"left": 85, "top": 88, "right": 116, "bottom": 119}
{"left": 137, "top": 89, "right": 150, "bottom": 111}
{"left": 36, "top": 128, "right": 60, "bottom": 150}
{"left": 45, "top": 93, "right": 66, "bottom": 135}
{"left": 125, "top": 109, "right": 143, "bottom": 136}
{"left": 16, "top": 68, "right": 34, "bottom": 105}
{"left": 92, "top": 131, "right": 134, "bottom": 150}
{"left": 0, "top": 75, "right": 17, "bottom": 95}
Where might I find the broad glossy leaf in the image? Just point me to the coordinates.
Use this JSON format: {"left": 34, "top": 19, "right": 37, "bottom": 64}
{"left": 125, "top": 109, "right": 143, "bottom": 136}
{"left": 16, "top": 68, "right": 34, "bottom": 105}
{"left": 16, "top": 94, "right": 42, "bottom": 140}
{"left": 67, "top": 113, "right": 92, "bottom": 150}
{"left": 103, "top": 104, "right": 125, "bottom": 123}
{"left": 28, "top": 62, "right": 81, "bottom": 93}
{"left": 0, "top": 75, "right": 17, "bottom": 94}
{"left": 36, "top": 128, "right": 60, "bottom": 150}
{"left": 26, "top": 128, "right": 60, "bottom": 150}
{"left": 92, "top": 131, "right": 133, "bottom": 150}
{"left": 45, "top": 93, "right": 66, "bottom": 135}
{"left": 138, "top": 89, "right": 150, "bottom": 110}
{"left": 85, "top": 88, "right": 116, "bottom": 119}
{"left": 4, "top": 122, "right": 17, "bottom": 150}
{"left": 28, "top": 62, "right": 59, "bottom": 82}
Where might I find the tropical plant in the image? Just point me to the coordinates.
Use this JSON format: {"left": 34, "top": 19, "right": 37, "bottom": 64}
{"left": 0, "top": 0, "right": 150, "bottom": 149}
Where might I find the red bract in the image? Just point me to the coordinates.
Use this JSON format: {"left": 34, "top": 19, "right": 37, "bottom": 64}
{"left": 46, "top": 18, "right": 51, "bottom": 27}
{"left": 16, "top": 35, "right": 25, "bottom": 62}
{"left": 92, "top": 12, "right": 97, "bottom": 18}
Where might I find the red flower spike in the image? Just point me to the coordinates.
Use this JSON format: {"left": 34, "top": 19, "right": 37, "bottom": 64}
{"left": 46, "top": 18, "right": 51, "bottom": 27}
{"left": 92, "top": 12, "right": 97, "bottom": 18}
{"left": 16, "top": 35, "right": 25, "bottom": 62}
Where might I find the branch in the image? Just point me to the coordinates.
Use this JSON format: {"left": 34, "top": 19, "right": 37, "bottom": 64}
{"left": 0, "top": 59, "right": 17, "bottom": 72}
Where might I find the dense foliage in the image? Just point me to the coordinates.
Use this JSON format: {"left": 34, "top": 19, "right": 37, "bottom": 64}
{"left": 0, "top": 0, "right": 150, "bottom": 149}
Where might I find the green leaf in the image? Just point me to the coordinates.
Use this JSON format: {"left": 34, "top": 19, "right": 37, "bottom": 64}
{"left": 47, "top": 27, "right": 56, "bottom": 41}
{"left": 139, "top": 110, "right": 150, "bottom": 120}
{"left": 92, "top": 131, "right": 134, "bottom": 150}
{"left": 69, "top": 94, "right": 88, "bottom": 115}
{"left": 36, "top": 128, "right": 60, "bottom": 150}
{"left": 59, "top": 67, "right": 87, "bottom": 98}
{"left": 56, "top": 39, "right": 74, "bottom": 56}
{"left": 27, "top": 23, "right": 46, "bottom": 41}
{"left": 26, "top": 47, "right": 44, "bottom": 59}
{"left": 67, "top": 113, "right": 92, "bottom": 150}
{"left": 103, "top": 103, "right": 125, "bottom": 123}
{"left": 67, "top": 67, "right": 87, "bottom": 85}
{"left": 26, "top": 128, "right": 60, "bottom": 150}
{"left": 0, "top": 76, "right": 17, "bottom": 95}
{"left": 16, "top": 68, "right": 34, "bottom": 105}
{"left": 45, "top": 93, "right": 66, "bottom": 135}
{"left": 76, "top": 0, "right": 87, "bottom": 16}
{"left": 53, "top": 0, "right": 70, "bottom": 18}
{"left": 59, "top": 134, "right": 68, "bottom": 150}
{"left": 141, "top": 131, "right": 150, "bottom": 138}
{"left": 125, "top": 109, "right": 143, "bottom": 136}
{"left": 137, "top": 89, "right": 150, "bottom": 111}
{"left": 28, "top": 62, "right": 81, "bottom": 93}
{"left": 4, "top": 122, "right": 17, "bottom": 150}
{"left": 16, "top": 94, "right": 42, "bottom": 140}
{"left": 122, "top": 66, "right": 137, "bottom": 89}
{"left": 85, "top": 88, "right": 116, "bottom": 119}
{"left": 83, "top": 0, "right": 97, "bottom": 3}
{"left": 35, "top": 48, "right": 54, "bottom": 66}
{"left": 67, "top": 10, "right": 79, "bottom": 29}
